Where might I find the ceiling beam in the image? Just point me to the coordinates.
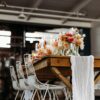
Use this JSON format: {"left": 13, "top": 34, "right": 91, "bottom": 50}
{"left": 0, "top": 4, "right": 84, "bottom": 16}
{"left": 0, "top": 9, "right": 98, "bottom": 23}
{"left": 26, "top": 0, "right": 43, "bottom": 20}
{"left": 62, "top": 0, "right": 92, "bottom": 24}
{"left": 0, "top": 14, "right": 92, "bottom": 28}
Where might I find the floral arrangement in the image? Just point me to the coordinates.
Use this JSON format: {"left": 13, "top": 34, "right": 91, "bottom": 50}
{"left": 32, "top": 40, "right": 52, "bottom": 60}
{"left": 52, "top": 28, "right": 85, "bottom": 56}
{"left": 32, "top": 28, "right": 85, "bottom": 60}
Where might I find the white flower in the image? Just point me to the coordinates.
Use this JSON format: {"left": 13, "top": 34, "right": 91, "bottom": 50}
{"left": 69, "top": 27, "right": 76, "bottom": 34}
{"left": 80, "top": 41, "right": 84, "bottom": 50}
{"left": 83, "top": 34, "right": 86, "bottom": 37}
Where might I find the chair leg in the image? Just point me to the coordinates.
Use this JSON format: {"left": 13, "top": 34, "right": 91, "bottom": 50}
{"left": 15, "top": 90, "right": 19, "bottom": 100}
{"left": 20, "top": 91, "right": 25, "bottom": 100}
{"left": 63, "top": 88, "right": 68, "bottom": 100}
{"left": 31, "top": 89, "right": 38, "bottom": 100}
{"left": 52, "top": 90, "right": 56, "bottom": 100}
{"left": 37, "top": 90, "right": 43, "bottom": 100}
{"left": 54, "top": 90, "right": 59, "bottom": 100}
{"left": 37, "top": 90, "right": 41, "bottom": 100}
{"left": 63, "top": 88, "right": 71, "bottom": 100}
{"left": 42, "top": 89, "right": 52, "bottom": 100}
{"left": 42, "top": 88, "right": 49, "bottom": 100}
{"left": 67, "top": 90, "right": 72, "bottom": 100}
{"left": 47, "top": 90, "right": 52, "bottom": 100}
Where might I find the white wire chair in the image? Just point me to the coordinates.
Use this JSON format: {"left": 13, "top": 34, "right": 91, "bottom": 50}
{"left": 10, "top": 59, "right": 34, "bottom": 100}
{"left": 15, "top": 60, "right": 49, "bottom": 100}
{"left": 9, "top": 63, "right": 22, "bottom": 100}
{"left": 9, "top": 54, "right": 71, "bottom": 100}
{"left": 16, "top": 61, "right": 36, "bottom": 100}
{"left": 22, "top": 54, "right": 71, "bottom": 100}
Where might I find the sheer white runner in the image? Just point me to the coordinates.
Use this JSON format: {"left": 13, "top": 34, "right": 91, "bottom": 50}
{"left": 71, "top": 56, "right": 94, "bottom": 100}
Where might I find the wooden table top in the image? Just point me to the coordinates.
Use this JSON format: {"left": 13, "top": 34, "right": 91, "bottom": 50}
{"left": 33, "top": 56, "right": 100, "bottom": 71}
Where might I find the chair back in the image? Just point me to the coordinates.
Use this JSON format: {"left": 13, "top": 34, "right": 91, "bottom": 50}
{"left": 9, "top": 65, "right": 20, "bottom": 90}
{"left": 16, "top": 61, "right": 30, "bottom": 90}
{"left": 23, "top": 54, "right": 38, "bottom": 89}
{"left": 16, "top": 59, "right": 37, "bottom": 90}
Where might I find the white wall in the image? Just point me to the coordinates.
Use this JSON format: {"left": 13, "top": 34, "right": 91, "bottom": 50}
{"left": 91, "top": 23, "right": 100, "bottom": 95}
{"left": 91, "top": 22, "right": 100, "bottom": 56}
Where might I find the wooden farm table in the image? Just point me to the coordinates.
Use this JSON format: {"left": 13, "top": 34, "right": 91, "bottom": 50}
{"left": 32, "top": 56, "right": 100, "bottom": 91}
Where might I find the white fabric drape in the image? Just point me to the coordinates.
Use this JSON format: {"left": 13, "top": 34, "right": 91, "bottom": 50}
{"left": 71, "top": 56, "right": 94, "bottom": 100}
{"left": 23, "top": 90, "right": 33, "bottom": 100}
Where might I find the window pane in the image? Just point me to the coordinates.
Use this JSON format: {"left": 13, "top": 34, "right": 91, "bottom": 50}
{"left": 0, "top": 30, "right": 11, "bottom": 36}
{"left": 0, "top": 31, "right": 11, "bottom": 48}
{"left": 26, "top": 32, "right": 43, "bottom": 38}
{"left": 25, "top": 32, "right": 58, "bottom": 44}
{"left": 26, "top": 37, "right": 41, "bottom": 43}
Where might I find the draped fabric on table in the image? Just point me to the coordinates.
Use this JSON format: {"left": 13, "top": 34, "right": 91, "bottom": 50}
{"left": 71, "top": 56, "right": 94, "bottom": 100}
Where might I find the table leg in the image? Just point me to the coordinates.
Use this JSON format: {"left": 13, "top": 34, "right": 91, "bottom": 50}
{"left": 51, "top": 67, "right": 72, "bottom": 92}
{"left": 95, "top": 72, "right": 100, "bottom": 84}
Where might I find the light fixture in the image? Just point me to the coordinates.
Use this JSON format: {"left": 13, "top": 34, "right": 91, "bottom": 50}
{"left": 18, "top": 8, "right": 26, "bottom": 19}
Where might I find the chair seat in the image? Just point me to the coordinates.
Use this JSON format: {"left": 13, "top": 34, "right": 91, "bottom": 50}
{"left": 36, "top": 84, "right": 66, "bottom": 90}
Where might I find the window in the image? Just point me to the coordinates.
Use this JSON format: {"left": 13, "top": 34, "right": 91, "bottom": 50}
{"left": 25, "top": 32, "right": 58, "bottom": 51}
{"left": 0, "top": 30, "right": 11, "bottom": 48}
{"left": 25, "top": 32, "right": 42, "bottom": 43}
{"left": 25, "top": 32, "right": 58, "bottom": 43}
